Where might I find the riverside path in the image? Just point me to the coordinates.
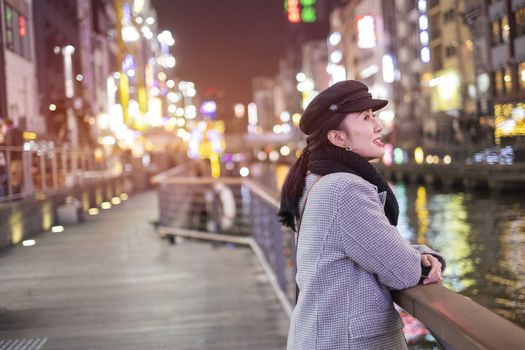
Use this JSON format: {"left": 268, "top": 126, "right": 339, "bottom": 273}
{"left": 0, "top": 190, "right": 289, "bottom": 350}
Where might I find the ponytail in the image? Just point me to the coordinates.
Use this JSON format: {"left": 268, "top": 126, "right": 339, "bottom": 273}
{"left": 278, "top": 111, "right": 346, "bottom": 231}
{"left": 278, "top": 149, "right": 310, "bottom": 231}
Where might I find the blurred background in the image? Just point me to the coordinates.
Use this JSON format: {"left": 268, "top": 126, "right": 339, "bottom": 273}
{"left": 0, "top": 0, "right": 524, "bottom": 185}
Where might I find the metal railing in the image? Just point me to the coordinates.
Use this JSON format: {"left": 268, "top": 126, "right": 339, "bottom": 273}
{"left": 154, "top": 174, "right": 295, "bottom": 313}
{"left": 0, "top": 145, "right": 124, "bottom": 202}
{"left": 153, "top": 173, "right": 525, "bottom": 349}
{"left": 392, "top": 284, "right": 525, "bottom": 349}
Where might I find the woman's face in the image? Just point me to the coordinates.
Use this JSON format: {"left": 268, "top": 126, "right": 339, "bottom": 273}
{"left": 338, "top": 109, "right": 384, "bottom": 160}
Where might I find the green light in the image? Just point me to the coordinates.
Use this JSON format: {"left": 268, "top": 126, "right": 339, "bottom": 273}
{"left": 301, "top": 6, "right": 316, "bottom": 22}
{"left": 394, "top": 148, "right": 404, "bottom": 165}
{"left": 5, "top": 6, "right": 12, "bottom": 22}
{"left": 283, "top": 0, "right": 288, "bottom": 12}
{"left": 300, "top": 0, "right": 316, "bottom": 5}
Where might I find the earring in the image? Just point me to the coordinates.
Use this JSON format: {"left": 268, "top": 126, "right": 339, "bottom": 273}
{"left": 345, "top": 146, "right": 352, "bottom": 152}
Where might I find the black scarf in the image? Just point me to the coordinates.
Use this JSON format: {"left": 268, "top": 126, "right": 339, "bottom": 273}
{"left": 307, "top": 145, "right": 399, "bottom": 226}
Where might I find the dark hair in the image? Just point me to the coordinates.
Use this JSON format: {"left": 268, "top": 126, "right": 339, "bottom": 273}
{"left": 278, "top": 112, "right": 347, "bottom": 230}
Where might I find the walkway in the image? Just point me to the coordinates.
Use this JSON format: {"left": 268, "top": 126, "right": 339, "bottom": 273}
{"left": 0, "top": 190, "right": 289, "bottom": 350}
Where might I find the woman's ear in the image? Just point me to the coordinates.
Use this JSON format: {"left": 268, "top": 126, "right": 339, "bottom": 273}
{"left": 327, "top": 129, "right": 346, "bottom": 148}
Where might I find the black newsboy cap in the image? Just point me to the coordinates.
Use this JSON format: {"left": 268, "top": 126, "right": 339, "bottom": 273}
{"left": 299, "top": 80, "right": 388, "bottom": 135}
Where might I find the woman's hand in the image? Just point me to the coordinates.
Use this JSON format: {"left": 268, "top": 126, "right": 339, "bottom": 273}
{"left": 421, "top": 254, "right": 443, "bottom": 285}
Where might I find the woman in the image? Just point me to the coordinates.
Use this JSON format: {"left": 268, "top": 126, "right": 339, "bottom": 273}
{"left": 278, "top": 80, "right": 446, "bottom": 350}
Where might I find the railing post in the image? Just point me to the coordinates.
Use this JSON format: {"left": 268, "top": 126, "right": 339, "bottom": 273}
{"left": 249, "top": 194, "right": 263, "bottom": 247}
{"left": 78, "top": 151, "right": 84, "bottom": 186}
{"left": 271, "top": 216, "right": 287, "bottom": 293}
{"left": 22, "top": 148, "right": 33, "bottom": 195}
{"left": 61, "top": 147, "right": 67, "bottom": 184}
{"left": 40, "top": 150, "right": 46, "bottom": 191}
{"left": 6, "top": 149, "right": 11, "bottom": 197}
{"left": 90, "top": 152, "right": 95, "bottom": 171}
{"left": 72, "top": 149, "right": 78, "bottom": 177}
{"left": 82, "top": 149, "right": 87, "bottom": 172}
{"left": 51, "top": 149, "right": 58, "bottom": 190}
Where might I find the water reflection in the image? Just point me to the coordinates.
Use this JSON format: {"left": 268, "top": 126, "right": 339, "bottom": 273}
{"left": 265, "top": 163, "right": 525, "bottom": 328}
{"left": 394, "top": 183, "right": 525, "bottom": 328}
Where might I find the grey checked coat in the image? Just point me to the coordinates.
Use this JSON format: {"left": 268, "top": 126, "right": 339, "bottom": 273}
{"left": 287, "top": 172, "right": 446, "bottom": 350}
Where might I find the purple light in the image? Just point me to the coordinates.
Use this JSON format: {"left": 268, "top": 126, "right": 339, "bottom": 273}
{"left": 123, "top": 3, "right": 132, "bottom": 23}
{"left": 122, "top": 54, "right": 135, "bottom": 72}
{"left": 200, "top": 100, "right": 217, "bottom": 114}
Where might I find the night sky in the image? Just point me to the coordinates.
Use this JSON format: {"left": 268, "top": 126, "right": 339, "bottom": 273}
{"left": 151, "top": 0, "right": 293, "bottom": 107}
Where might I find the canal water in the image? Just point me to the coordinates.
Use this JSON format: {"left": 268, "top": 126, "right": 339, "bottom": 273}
{"left": 394, "top": 182, "right": 525, "bottom": 329}
{"left": 253, "top": 163, "right": 525, "bottom": 329}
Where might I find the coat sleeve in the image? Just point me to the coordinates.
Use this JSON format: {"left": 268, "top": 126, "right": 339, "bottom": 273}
{"left": 412, "top": 244, "right": 446, "bottom": 271}
{"left": 336, "top": 180, "right": 423, "bottom": 290}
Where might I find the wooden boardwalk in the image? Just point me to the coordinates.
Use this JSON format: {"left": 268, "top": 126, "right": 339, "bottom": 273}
{"left": 0, "top": 191, "right": 289, "bottom": 350}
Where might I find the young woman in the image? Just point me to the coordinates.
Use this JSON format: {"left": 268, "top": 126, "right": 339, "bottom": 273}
{"left": 278, "top": 80, "right": 446, "bottom": 350}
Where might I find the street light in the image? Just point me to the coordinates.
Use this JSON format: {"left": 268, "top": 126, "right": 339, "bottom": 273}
{"left": 157, "top": 30, "right": 175, "bottom": 46}
{"left": 61, "top": 45, "right": 75, "bottom": 98}
{"left": 51, "top": 44, "right": 82, "bottom": 184}
{"left": 54, "top": 45, "right": 79, "bottom": 149}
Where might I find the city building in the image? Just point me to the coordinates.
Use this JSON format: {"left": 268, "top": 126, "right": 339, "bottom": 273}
{"left": 114, "top": 0, "right": 163, "bottom": 131}
{"left": 75, "top": 0, "right": 120, "bottom": 146}
{"left": 393, "top": 0, "right": 431, "bottom": 147}
{"left": 486, "top": 0, "right": 525, "bottom": 147}
{"left": 298, "top": 40, "right": 330, "bottom": 110}
{"left": 252, "top": 77, "right": 276, "bottom": 133}
{"left": 33, "top": 0, "right": 83, "bottom": 144}
{"left": 392, "top": 0, "right": 481, "bottom": 149}
{"left": 327, "top": 7, "right": 348, "bottom": 85}
{"left": 425, "top": 0, "right": 477, "bottom": 147}
{"left": 274, "top": 51, "right": 302, "bottom": 130}
{"left": 0, "top": 0, "right": 43, "bottom": 133}
{"left": 88, "top": 0, "right": 119, "bottom": 143}
{"left": 464, "top": 0, "right": 495, "bottom": 146}
{"left": 335, "top": 0, "right": 398, "bottom": 136}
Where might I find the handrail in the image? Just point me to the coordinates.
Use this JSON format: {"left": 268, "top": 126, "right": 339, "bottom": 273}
{"left": 0, "top": 145, "right": 127, "bottom": 201}
{"left": 244, "top": 179, "right": 280, "bottom": 210}
{"left": 156, "top": 173, "right": 525, "bottom": 349}
{"left": 155, "top": 175, "right": 244, "bottom": 186}
{"left": 150, "top": 164, "right": 188, "bottom": 184}
{"left": 152, "top": 175, "right": 280, "bottom": 209}
{"left": 392, "top": 284, "right": 525, "bottom": 349}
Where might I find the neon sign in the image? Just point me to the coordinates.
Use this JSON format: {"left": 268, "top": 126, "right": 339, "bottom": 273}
{"left": 418, "top": 0, "right": 430, "bottom": 63}
{"left": 357, "top": 15, "right": 376, "bottom": 49}
{"left": 284, "top": 0, "right": 317, "bottom": 23}
{"left": 18, "top": 16, "right": 26, "bottom": 37}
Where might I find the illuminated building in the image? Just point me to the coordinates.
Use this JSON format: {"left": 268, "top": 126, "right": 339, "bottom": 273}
{"left": 77, "top": 0, "right": 120, "bottom": 146}
{"left": 275, "top": 52, "right": 302, "bottom": 128}
{"left": 299, "top": 40, "right": 330, "bottom": 109}
{"left": 115, "top": 0, "right": 165, "bottom": 131}
{"left": 480, "top": 0, "right": 525, "bottom": 147}
{"left": 32, "top": 1, "right": 81, "bottom": 141}
{"left": 426, "top": 0, "right": 477, "bottom": 146}
{"left": 249, "top": 63, "right": 302, "bottom": 157}
{"left": 332, "top": 0, "right": 398, "bottom": 136}
{"left": 302, "top": 40, "right": 329, "bottom": 92}
{"left": 327, "top": 9, "right": 347, "bottom": 85}
{"left": 1, "top": 0, "right": 44, "bottom": 134}
{"left": 463, "top": 0, "right": 494, "bottom": 146}
{"left": 252, "top": 77, "right": 276, "bottom": 133}
{"left": 391, "top": 0, "right": 479, "bottom": 149}
{"left": 392, "top": 0, "right": 432, "bottom": 148}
